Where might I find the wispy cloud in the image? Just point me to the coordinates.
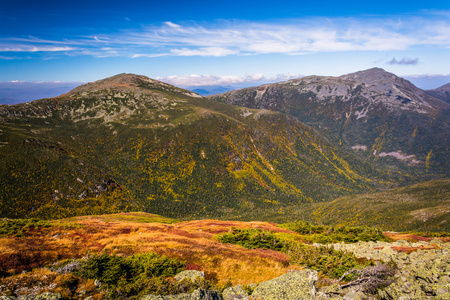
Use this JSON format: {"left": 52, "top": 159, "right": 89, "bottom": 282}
{"left": 1, "top": 13, "right": 449, "bottom": 60}
{"left": 156, "top": 73, "right": 301, "bottom": 86}
{"left": 387, "top": 57, "right": 419, "bottom": 65}
{"left": 0, "top": 46, "right": 76, "bottom": 52}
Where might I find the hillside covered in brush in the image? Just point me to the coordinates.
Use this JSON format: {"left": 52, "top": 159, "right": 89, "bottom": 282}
{"left": 0, "top": 74, "right": 385, "bottom": 220}
{"left": 210, "top": 68, "right": 450, "bottom": 177}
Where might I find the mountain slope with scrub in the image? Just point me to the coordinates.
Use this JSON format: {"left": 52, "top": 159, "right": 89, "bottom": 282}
{"left": 0, "top": 73, "right": 381, "bottom": 220}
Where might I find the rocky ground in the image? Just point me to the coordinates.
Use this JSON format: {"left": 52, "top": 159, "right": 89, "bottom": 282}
{"left": 138, "top": 239, "right": 450, "bottom": 300}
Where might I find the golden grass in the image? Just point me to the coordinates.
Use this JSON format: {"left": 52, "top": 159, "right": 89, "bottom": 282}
{"left": 0, "top": 213, "right": 295, "bottom": 285}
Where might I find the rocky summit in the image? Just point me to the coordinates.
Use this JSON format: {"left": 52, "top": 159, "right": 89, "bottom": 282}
{"left": 210, "top": 68, "right": 450, "bottom": 176}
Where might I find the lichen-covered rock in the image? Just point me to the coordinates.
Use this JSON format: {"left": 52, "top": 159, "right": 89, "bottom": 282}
{"left": 251, "top": 269, "right": 318, "bottom": 300}
{"left": 15, "top": 293, "right": 63, "bottom": 300}
{"left": 318, "top": 283, "right": 343, "bottom": 299}
{"left": 141, "top": 295, "right": 165, "bottom": 300}
{"left": 140, "top": 289, "right": 221, "bottom": 300}
{"left": 342, "top": 291, "right": 365, "bottom": 300}
{"left": 191, "top": 289, "right": 222, "bottom": 300}
{"left": 34, "top": 294, "right": 63, "bottom": 300}
{"left": 140, "top": 293, "right": 191, "bottom": 300}
{"left": 0, "top": 296, "right": 16, "bottom": 300}
{"left": 174, "top": 270, "right": 205, "bottom": 283}
{"left": 222, "top": 285, "right": 249, "bottom": 300}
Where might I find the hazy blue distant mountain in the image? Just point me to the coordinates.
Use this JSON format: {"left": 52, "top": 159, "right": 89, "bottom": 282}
{"left": 0, "top": 82, "right": 81, "bottom": 105}
{"left": 185, "top": 85, "right": 235, "bottom": 96}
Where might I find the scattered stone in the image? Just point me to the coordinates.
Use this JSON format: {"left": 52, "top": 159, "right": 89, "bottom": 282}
{"left": 191, "top": 289, "right": 222, "bottom": 300}
{"left": 222, "top": 285, "right": 249, "bottom": 300}
{"left": 343, "top": 291, "right": 364, "bottom": 300}
{"left": 430, "top": 238, "right": 443, "bottom": 244}
{"left": 14, "top": 293, "right": 63, "bottom": 300}
{"left": 251, "top": 269, "right": 318, "bottom": 300}
{"left": 174, "top": 270, "right": 205, "bottom": 283}
{"left": 140, "top": 289, "right": 220, "bottom": 300}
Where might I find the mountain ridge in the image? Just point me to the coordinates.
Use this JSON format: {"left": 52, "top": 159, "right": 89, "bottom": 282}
{"left": 426, "top": 82, "right": 450, "bottom": 103}
{"left": 0, "top": 72, "right": 385, "bottom": 220}
{"left": 209, "top": 68, "right": 450, "bottom": 176}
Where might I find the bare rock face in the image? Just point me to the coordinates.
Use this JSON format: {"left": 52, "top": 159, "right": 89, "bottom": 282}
{"left": 251, "top": 269, "right": 318, "bottom": 300}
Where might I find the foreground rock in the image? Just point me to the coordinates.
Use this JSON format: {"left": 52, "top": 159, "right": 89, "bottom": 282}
{"left": 330, "top": 240, "right": 450, "bottom": 299}
{"left": 250, "top": 269, "right": 318, "bottom": 300}
{"left": 0, "top": 293, "right": 63, "bottom": 300}
{"left": 141, "top": 289, "right": 222, "bottom": 300}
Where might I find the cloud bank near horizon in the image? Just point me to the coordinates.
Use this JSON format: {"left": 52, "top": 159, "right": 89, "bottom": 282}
{"left": 156, "top": 73, "right": 302, "bottom": 87}
{"left": 2, "top": 71, "right": 450, "bottom": 105}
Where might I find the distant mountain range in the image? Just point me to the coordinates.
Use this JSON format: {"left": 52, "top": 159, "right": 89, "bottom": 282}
{"left": 0, "top": 81, "right": 81, "bottom": 105}
{"left": 0, "top": 69, "right": 448, "bottom": 222}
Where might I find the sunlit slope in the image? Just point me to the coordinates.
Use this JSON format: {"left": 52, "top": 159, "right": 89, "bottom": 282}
{"left": 0, "top": 74, "right": 381, "bottom": 219}
{"left": 312, "top": 179, "right": 450, "bottom": 232}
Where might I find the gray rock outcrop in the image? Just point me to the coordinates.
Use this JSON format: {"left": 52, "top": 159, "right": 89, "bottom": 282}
{"left": 251, "top": 269, "right": 318, "bottom": 300}
{"left": 174, "top": 270, "right": 205, "bottom": 283}
{"left": 222, "top": 285, "right": 249, "bottom": 300}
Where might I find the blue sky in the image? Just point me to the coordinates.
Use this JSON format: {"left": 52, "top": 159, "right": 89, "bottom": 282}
{"left": 1, "top": 0, "right": 449, "bottom": 94}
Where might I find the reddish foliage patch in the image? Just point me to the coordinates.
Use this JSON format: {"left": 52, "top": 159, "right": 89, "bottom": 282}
{"left": 0, "top": 252, "right": 50, "bottom": 277}
{"left": 185, "top": 263, "right": 202, "bottom": 271}
{"left": 391, "top": 244, "right": 439, "bottom": 254}
{"left": 167, "top": 229, "right": 199, "bottom": 239}
{"left": 408, "top": 235, "right": 432, "bottom": 242}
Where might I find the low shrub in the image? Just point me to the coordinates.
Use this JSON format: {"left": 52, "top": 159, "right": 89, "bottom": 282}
{"left": 0, "top": 218, "right": 51, "bottom": 237}
{"left": 75, "top": 252, "right": 212, "bottom": 298}
{"left": 216, "top": 228, "right": 290, "bottom": 251}
{"left": 280, "top": 221, "right": 388, "bottom": 243}
{"left": 279, "top": 220, "right": 326, "bottom": 235}
{"left": 216, "top": 227, "right": 374, "bottom": 279}
{"left": 78, "top": 252, "right": 184, "bottom": 286}
{"left": 287, "top": 244, "right": 373, "bottom": 279}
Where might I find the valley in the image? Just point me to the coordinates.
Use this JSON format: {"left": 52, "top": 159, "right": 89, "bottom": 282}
{"left": 0, "top": 69, "right": 449, "bottom": 299}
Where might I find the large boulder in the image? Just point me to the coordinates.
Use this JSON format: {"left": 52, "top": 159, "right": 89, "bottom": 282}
{"left": 251, "top": 270, "right": 318, "bottom": 300}
{"left": 15, "top": 293, "right": 63, "bottom": 300}
{"left": 191, "top": 289, "right": 222, "bottom": 300}
{"left": 140, "top": 289, "right": 222, "bottom": 300}
{"left": 175, "top": 270, "right": 205, "bottom": 283}
{"left": 222, "top": 285, "right": 250, "bottom": 300}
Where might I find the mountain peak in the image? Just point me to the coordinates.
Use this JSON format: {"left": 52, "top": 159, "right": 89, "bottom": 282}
{"left": 63, "top": 73, "right": 202, "bottom": 99}
{"left": 339, "top": 68, "right": 398, "bottom": 84}
{"left": 67, "top": 73, "right": 166, "bottom": 94}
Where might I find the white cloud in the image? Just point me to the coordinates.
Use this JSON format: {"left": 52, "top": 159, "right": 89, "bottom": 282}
{"left": 387, "top": 57, "right": 419, "bottom": 65}
{"left": 164, "top": 21, "right": 181, "bottom": 29}
{"left": 0, "top": 46, "right": 76, "bottom": 52}
{"left": 170, "top": 47, "right": 238, "bottom": 57}
{"left": 156, "top": 73, "right": 301, "bottom": 86}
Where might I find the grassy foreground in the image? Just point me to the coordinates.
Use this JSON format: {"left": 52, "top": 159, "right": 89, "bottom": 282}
{"left": 1, "top": 212, "right": 448, "bottom": 299}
